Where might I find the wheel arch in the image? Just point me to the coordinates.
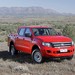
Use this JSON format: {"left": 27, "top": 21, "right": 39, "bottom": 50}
{"left": 9, "top": 41, "right": 14, "bottom": 51}
{"left": 32, "top": 44, "right": 40, "bottom": 53}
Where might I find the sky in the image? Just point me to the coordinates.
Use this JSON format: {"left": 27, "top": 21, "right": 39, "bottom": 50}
{"left": 0, "top": 0, "right": 75, "bottom": 14}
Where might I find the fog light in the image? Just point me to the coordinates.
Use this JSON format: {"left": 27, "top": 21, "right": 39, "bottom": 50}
{"left": 47, "top": 50, "right": 51, "bottom": 53}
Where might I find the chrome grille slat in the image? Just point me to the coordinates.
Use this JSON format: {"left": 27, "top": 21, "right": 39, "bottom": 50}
{"left": 52, "top": 42, "right": 72, "bottom": 47}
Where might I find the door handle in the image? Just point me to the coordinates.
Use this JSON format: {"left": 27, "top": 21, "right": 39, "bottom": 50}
{"left": 23, "top": 38, "right": 25, "bottom": 40}
{"left": 17, "top": 37, "right": 18, "bottom": 39}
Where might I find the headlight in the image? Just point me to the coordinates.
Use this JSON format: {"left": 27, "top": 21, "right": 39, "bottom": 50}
{"left": 42, "top": 42, "right": 51, "bottom": 47}
{"left": 72, "top": 41, "right": 74, "bottom": 45}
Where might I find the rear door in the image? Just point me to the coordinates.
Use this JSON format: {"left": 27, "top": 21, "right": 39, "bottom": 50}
{"left": 15, "top": 28, "right": 26, "bottom": 51}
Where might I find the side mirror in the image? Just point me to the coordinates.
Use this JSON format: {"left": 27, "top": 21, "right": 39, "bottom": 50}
{"left": 56, "top": 32, "right": 61, "bottom": 35}
{"left": 25, "top": 33, "right": 32, "bottom": 37}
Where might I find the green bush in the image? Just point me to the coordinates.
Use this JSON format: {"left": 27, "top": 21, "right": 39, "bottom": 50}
{"left": 62, "top": 25, "right": 75, "bottom": 41}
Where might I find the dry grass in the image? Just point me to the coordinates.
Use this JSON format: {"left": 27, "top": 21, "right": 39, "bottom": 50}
{"left": 0, "top": 42, "right": 75, "bottom": 75}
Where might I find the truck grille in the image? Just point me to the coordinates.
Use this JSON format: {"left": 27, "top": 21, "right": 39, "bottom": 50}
{"left": 52, "top": 42, "right": 72, "bottom": 47}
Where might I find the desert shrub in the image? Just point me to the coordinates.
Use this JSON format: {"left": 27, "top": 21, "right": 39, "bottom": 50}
{"left": 0, "top": 23, "right": 21, "bottom": 35}
{"left": 0, "top": 39, "right": 4, "bottom": 42}
{"left": 0, "top": 17, "right": 75, "bottom": 42}
{"left": 5, "top": 37, "right": 8, "bottom": 42}
{"left": 62, "top": 24, "right": 75, "bottom": 41}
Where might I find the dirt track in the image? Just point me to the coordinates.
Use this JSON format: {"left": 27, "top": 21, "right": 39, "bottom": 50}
{"left": 0, "top": 42, "right": 75, "bottom": 75}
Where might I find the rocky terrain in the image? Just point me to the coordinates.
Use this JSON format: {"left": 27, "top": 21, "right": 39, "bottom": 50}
{"left": 0, "top": 42, "right": 75, "bottom": 75}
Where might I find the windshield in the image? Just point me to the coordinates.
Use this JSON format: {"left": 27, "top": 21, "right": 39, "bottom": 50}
{"left": 32, "top": 28, "right": 57, "bottom": 36}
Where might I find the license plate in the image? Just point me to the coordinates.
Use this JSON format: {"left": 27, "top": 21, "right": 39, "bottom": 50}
{"left": 60, "top": 49, "right": 68, "bottom": 52}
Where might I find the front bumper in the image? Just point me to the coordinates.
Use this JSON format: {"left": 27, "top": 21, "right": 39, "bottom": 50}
{"left": 41, "top": 46, "right": 75, "bottom": 58}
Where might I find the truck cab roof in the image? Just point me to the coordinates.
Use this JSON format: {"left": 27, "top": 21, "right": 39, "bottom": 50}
{"left": 18, "top": 26, "right": 49, "bottom": 29}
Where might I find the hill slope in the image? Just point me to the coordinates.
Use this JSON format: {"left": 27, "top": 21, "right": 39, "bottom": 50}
{"left": 0, "top": 7, "right": 60, "bottom": 17}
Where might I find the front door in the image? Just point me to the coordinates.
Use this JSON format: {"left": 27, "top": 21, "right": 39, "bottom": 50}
{"left": 23, "top": 28, "right": 32, "bottom": 53}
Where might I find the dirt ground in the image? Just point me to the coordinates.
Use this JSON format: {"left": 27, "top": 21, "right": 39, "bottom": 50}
{"left": 0, "top": 42, "right": 75, "bottom": 75}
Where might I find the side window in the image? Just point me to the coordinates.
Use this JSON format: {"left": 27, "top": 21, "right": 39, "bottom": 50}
{"left": 19, "top": 28, "right": 25, "bottom": 36}
{"left": 25, "top": 28, "right": 31, "bottom": 34}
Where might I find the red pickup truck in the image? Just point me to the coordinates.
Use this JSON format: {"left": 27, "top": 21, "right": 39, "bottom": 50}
{"left": 8, "top": 26, "right": 74, "bottom": 63}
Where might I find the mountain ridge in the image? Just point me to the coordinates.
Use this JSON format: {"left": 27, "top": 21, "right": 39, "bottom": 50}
{"left": 0, "top": 7, "right": 74, "bottom": 17}
{"left": 0, "top": 7, "right": 60, "bottom": 17}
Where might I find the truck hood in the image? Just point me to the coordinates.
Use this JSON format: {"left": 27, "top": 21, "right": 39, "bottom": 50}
{"left": 36, "top": 36, "right": 72, "bottom": 42}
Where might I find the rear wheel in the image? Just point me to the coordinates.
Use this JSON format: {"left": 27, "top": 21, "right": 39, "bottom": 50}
{"left": 10, "top": 44, "right": 18, "bottom": 56}
{"left": 32, "top": 49, "right": 43, "bottom": 63}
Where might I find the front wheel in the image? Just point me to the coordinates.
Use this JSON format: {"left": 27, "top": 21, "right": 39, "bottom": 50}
{"left": 66, "top": 55, "right": 73, "bottom": 60}
{"left": 32, "top": 49, "right": 43, "bottom": 63}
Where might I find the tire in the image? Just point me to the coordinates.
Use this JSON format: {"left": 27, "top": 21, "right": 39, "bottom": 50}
{"left": 66, "top": 55, "right": 73, "bottom": 60}
{"left": 10, "top": 44, "right": 18, "bottom": 56}
{"left": 31, "top": 49, "right": 43, "bottom": 63}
